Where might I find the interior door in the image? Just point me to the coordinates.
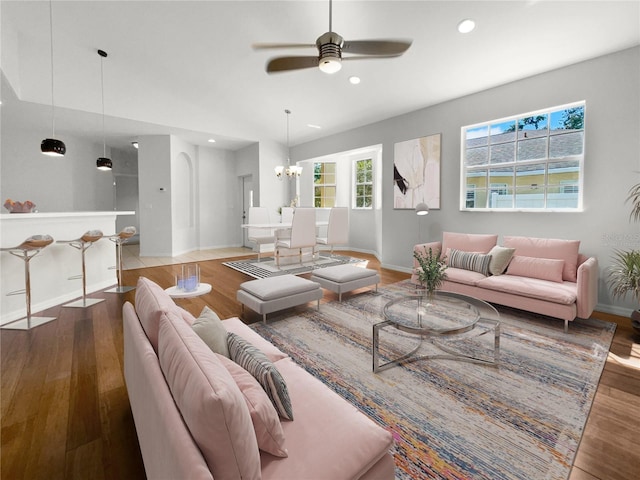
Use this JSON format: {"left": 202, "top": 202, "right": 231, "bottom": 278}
{"left": 241, "top": 175, "right": 253, "bottom": 247}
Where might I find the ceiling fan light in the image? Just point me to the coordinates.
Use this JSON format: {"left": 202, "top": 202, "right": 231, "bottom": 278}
{"left": 97, "top": 157, "right": 112, "bottom": 171}
{"left": 319, "top": 57, "right": 342, "bottom": 74}
{"left": 41, "top": 138, "right": 66, "bottom": 156}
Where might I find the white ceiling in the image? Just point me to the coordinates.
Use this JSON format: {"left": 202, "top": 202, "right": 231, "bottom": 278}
{"left": 2, "top": 0, "right": 639, "bottom": 152}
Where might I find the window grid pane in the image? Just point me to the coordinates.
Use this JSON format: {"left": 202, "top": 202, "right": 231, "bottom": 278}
{"left": 314, "top": 162, "right": 337, "bottom": 208}
{"left": 462, "top": 102, "right": 584, "bottom": 211}
{"left": 353, "top": 159, "right": 373, "bottom": 209}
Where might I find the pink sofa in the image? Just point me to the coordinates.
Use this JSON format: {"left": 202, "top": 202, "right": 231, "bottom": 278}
{"left": 411, "top": 232, "right": 598, "bottom": 332}
{"left": 123, "top": 277, "right": 395, "bottom": 480}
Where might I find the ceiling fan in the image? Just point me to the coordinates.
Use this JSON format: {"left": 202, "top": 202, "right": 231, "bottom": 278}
{"left": 253, "top": 0, "right": 412, "bottom": 74}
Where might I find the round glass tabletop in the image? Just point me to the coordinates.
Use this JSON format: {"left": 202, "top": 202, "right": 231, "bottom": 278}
{"left": 382, "top": 291, "right": 496, "bottom": 335}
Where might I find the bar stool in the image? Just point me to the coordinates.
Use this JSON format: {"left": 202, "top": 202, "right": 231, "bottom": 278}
{"left": 105, "top": 226, "right": 136, "bottom": 293}
{"left": 1, "top": 235, "right": 57, "bottom": 330}
{"left": 57, "top": 230, "right": 105, "bottom": 308}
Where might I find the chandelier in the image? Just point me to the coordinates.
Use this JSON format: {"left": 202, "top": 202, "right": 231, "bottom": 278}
{"left": 275, "top": 109, "right": 302, "bottom": 179}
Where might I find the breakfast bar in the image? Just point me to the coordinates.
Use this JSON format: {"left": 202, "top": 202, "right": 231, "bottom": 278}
{"left": 1, "top": 211, "right": 135, "bottom": 325}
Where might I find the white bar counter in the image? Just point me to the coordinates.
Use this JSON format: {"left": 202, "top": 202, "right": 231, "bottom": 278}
{"left": 1, "top": 211, "right": 135, "bottom": 325}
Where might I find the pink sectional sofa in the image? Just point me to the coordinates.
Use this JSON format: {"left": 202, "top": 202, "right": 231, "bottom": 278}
{"left": 123, "top": 277, "right": 395, "bottom": 480}
{"left": 411, "top": 232, "right": 598, "bottom": 332}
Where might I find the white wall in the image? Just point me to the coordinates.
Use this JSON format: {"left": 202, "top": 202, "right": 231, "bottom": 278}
{"left": 292, "top": 47, "right": 640, "bottom": 314}
{"left": 0, "top": 124, "right": 113, "bottom": 213}
{"left": 138, "top": 135, "right": 173, "bottom": 256}
{"left": 199, "top": 146, "right": 241, "bottom": 249}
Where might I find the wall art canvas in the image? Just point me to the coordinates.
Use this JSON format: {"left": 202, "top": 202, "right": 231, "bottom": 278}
{"left": 393, "top": 133, "right": 441, "bottom": 209}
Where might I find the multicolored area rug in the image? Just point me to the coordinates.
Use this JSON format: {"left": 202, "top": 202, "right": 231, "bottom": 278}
{"left": 223, "top": 254, "right": 366, "bottom": 279}
{"left": 251, "top": 280, "right": 615, "bottom": 480}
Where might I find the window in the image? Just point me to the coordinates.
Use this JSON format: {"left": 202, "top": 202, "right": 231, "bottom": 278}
{"left": 353, "top": 158, "right": 373, "bottom": 208}
{"left": 461, "top": 102, "right": 585, "bottom": 211}
{"left": 314, "top": 162, "right": 336, "bottom": 207}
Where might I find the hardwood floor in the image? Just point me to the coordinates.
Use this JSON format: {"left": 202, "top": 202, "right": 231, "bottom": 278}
{"left": 1, "top": 251, "right": 638, "bottom": 479}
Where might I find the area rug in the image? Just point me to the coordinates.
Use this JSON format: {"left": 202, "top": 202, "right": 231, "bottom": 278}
{"left": 251, "top": 280, "right": 615, "bottom": 480}
{"left": 222, "top": 254, "right": 366, "bottom": 279}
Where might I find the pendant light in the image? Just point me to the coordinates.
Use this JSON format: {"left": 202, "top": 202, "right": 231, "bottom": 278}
{"left": 41, "top": 0, "right": 66, "bottom": 156}
{"left": 274, "top": 109, "right": 302, "bottom": 179}
{"left": 96, "top": 49, "right": 112, "bottom": 171}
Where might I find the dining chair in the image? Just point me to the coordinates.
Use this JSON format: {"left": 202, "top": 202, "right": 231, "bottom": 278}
{"left": 275, "top": 206, "right": 295, "bottom": 242}
{"left": 247, "top": 207, "right": 276, "bottom": 261}
{"left": 317, "top": 207, "right": 349, "bottom": 257}
{"left": 275, "top": 207, "right": 317, "bottom": 267}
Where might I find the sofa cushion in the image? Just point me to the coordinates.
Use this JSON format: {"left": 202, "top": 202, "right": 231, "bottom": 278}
{"left": 488, "top": 246, "right": 516, "bottom": 275}
{"left": 506, "top": 255, "right": 565, "bottom": 283}
{"left": 260, "top": 357, "right": 394, "bottom": 479}
{"left": 157, "top": 311, "right": 261, "bottom": 479}
{"left": 216, "top": 353, "right": 288, "bottom": 458}
{"left": 478, "top": 275, "right": 577, "bottom": 305}
{"left": 228, "top": 332, "right": 294, "bottom": 420}
{"left": 448, "top": 249, "right": 491, "bottom": 276}
{"left": 503, "top": 236, "right": 580, "bottom": 282}
{"left": 135, "top": 276, "right": 194, "bottom": 351}
{"left": 442, "top": 232, "right": 498, "bottom": 255}
{"left": 192, "top": 306, "right": 229, "bottom": 358}
{"left": 444, "top": 267, "right": 488, "bottom": 286}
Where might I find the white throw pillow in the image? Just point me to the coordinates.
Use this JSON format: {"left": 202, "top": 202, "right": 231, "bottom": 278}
{"left": 488, "top": 246, "right": 516, "bottom": 276}
{"left": 192, "top": 306, "right": 229, "bottom": 358}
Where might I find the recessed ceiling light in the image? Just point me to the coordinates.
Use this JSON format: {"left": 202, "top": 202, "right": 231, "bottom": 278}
{"left": 307, "top": 124, "right": 322, "bottom": 129}
{"left": 349, "top": 76, "right": 361, "bottom": 85}
{"left": 457, "top": 19, "right": 476, "bottom": 34}
{"left": 208, "top": 138, "right": 216, "bottom": 143}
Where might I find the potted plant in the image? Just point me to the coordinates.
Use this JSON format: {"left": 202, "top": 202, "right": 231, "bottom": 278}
{"left": 607, "top": 181, "right": 640, "bottom": 336}
{"left": 413, "top": 246, "right": 448, "bottom": 299}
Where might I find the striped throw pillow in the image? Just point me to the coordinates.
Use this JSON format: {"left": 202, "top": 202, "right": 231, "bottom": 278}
{"left": 448, "top": 249, "right": 492, "bottom": 276}
{"left": 227, "top": 333, "right": 293, "bottom": 420}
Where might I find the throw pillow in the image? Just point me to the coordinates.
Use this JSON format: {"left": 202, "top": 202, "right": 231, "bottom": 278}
{"left": 216, "top": 353, "right": 288, "bottom": 457}
{"left": 227, "top": 332, "right": 294, "bottom": 421}
{"left": 488, "top": 246, "right": 516, "bottom": 276}
{"left": 448, "top": 249, "right": 491, "bottom": 276}
{"left": 192, "top": 306, "right": 229, "bottom": 358}
{"left": 506, "top": 255, "right": 565, "bottom": 283}
{"left": 157, "top": 311, "right": 261, "bottom": 479}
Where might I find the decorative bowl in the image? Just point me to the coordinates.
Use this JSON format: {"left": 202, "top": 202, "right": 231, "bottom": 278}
{"left": 4, "top": 199, "right": 36, "bottom": 213}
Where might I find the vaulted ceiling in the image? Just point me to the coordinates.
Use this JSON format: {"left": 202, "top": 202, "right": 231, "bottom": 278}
{"left": 2, "top": 1, "right": 639, "bottom": 151}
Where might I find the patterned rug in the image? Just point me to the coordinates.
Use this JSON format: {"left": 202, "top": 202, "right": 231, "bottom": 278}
{"left": 251, "top": 280, "right": 615, "bottom": 480}
{"left": 222, "top": 254, "right": 366, "bottom": 279}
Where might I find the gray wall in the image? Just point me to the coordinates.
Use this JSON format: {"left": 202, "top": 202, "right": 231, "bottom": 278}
{"left": 291, "top": 47, "right": 640, "bottom": 315}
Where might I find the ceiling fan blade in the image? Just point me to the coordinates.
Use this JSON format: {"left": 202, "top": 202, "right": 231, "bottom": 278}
{"left": 266, "top": 56, "right": 319, "bottom": 73}
{"left": 342, "top": 39, "right": 412, "bottom": 56}
{"left": 253, "top": 43, "right": 316, "bottom": 50}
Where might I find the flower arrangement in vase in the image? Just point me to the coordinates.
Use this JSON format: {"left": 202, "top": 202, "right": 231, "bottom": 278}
{"left": 413, "top": 246, "right": 448, "bottom": 299}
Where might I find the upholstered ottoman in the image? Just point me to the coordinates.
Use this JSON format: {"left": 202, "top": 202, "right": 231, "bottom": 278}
{"left": 237, "top": 274, "right": 323, "bottom": 323}
{"left": 310, "top": 265, "right": 380, "bottom": 301}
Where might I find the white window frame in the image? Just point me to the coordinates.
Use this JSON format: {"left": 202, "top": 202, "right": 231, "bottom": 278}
{"left": 353, "top": 158, "right": 373, "bottom": 209}
{"left": 313, "top": 161, "right": 337, "bottom": 208}
{"left": 460, "top": 101, "right": 585, "bottom": 212}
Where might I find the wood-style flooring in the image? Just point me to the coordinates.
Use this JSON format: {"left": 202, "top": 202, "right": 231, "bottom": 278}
{"left": 1, "top": 251, "right": 639, "bottom": 479}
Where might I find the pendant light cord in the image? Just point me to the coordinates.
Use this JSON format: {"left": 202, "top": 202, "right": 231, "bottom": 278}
{"left": 48, "top": 0, "right": 55, "bottom": 137}
{"left": 100, "top": 53, "right": 106, "bottom": 157}
{"left": 285, "top": 109, "right": 290, "bottom": 166}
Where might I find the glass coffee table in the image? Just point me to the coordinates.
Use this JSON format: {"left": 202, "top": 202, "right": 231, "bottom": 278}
{"left": 373, "top": 291, "right": 500, "bottom": 373}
